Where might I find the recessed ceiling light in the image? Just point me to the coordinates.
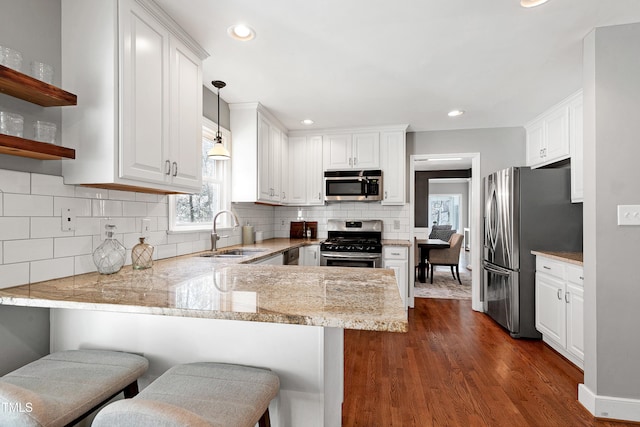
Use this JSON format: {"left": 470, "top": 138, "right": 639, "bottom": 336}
{"left": 301, "top": 119, "right": 314, "bottom": 126}
{"left": 427, "top": 157, "right": 463, "bottom": 162}
{"left": 520, "top": 0, "right": 550, "bottom": 8}
{"left": 448, "top": 110, "right": 465, "bottom": 117}
{"left": 227, "top": 24, "right": 256, "bottom": 41}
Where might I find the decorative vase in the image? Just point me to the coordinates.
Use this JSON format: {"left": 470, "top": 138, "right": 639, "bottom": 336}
{"left": 92, "top": 224, "right": 126, "bottom": 274}
{"left": 132, "top": 237, "right": 154, "bottom": 270}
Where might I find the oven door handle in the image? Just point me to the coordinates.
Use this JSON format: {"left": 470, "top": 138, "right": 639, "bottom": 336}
{"left": 321, "top": 253, "right": 382, "bottom": 259}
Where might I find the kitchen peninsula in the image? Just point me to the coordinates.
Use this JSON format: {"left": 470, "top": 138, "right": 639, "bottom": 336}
{"left": 0, "top": 242, "right": 407, "bottom": 427}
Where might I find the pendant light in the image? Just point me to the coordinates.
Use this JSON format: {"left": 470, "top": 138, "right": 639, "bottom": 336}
{"left": 207, "top": 80, "right": 230, "bottom": 160}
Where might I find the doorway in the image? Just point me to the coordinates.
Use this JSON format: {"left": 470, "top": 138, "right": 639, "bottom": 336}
{"left": 409, "top": 153, "right": 482, "bottom": 312}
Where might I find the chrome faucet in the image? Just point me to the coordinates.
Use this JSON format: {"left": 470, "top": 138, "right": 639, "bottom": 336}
{"left": 211, "top": 210, "right": 240, "bottom": 251}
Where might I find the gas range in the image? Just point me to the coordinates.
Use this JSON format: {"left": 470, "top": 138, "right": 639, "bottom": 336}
{"left": 320, "top": 220, "right": 383, "bottom": 268}
{"left": 320, "top": 237, "right": 382, "bottom": 253}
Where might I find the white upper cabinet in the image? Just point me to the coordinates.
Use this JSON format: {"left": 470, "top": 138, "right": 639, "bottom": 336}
{"left": 230, "top": 103, "right": 287, "bottom": 204}
{"left": 380, "top": 130, "right": 407, "bottom": 205}
{"left": 525, "top": 91, "right": 582, "bottom": 170}
{"left": 351, "top": 132, "right": 380, "bottom": 169}
{"left": 287, "top": 135, "right": 324, "bottom": 206}
{"left": 323, "top": 132, "right": 380, "bottom": 170}
{"left": 61, "top": 0, "right": 207, "bottom": 193}
{"left": 322, "top": 134, "right": 352, "bottom": 170}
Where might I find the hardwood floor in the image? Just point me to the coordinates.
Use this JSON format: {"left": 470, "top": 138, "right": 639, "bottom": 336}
{"left": 343, "top": 298, "right": 632, "bottom": 426}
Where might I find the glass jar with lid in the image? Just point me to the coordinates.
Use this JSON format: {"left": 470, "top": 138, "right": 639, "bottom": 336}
{"left": 92, "top": 224, "right": 126, "bottom": 274}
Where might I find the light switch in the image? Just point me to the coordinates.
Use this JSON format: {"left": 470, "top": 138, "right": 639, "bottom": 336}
{"left": 617, "top": 205, "right": 640, "bottom": 225}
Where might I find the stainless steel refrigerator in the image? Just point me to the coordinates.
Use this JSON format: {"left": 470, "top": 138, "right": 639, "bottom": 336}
{"left": 482, "top": 167, "right": 582, "bottom": 339}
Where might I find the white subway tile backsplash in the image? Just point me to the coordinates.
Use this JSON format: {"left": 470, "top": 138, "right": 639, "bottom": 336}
{"left": 157, "top": 217, "right": 169, "bottom": 231}
{"left": 104, "top": 217, "right": 136, "bottom": 234}
{"left": 123, "top": 201, "right": 147, "bottom": 217}
{"left": 0, "top": 170, "right": 31, "bottom": 194}
{"left": 0, "top": 169, "right": 410, "bottom": 288}
{"left": 30, "top": 257, "right": 75, "bottom": 283}
{"left": 135, "top": 193, "right": 158, "bottom": 203}
{"left": 31, "top": 174, "right": 76, "bottom": 197}
{"left": 108, "top": 189, "right": 136, "bottom": 201}
{"left": 54, "top": 236, "right": 93, "bottom": 258}
{"left": 0, "top": 217, "right": 30, "bottom": 240}
{"left": 0, "top": 263, "right": 30, "bottom": 288}
{"left": 4, "top": 194, "right": 53, "bottom": 217}
{"left": 156, "top": 244, "right": 177, "bottom": 259}
{"left": 74, "top": 254, "right": 96, "bottom": 275}
{"left": 74, "top": 217, "right": 101, "bottom": 236}
{"left": 74, "top": 187, "right": 108, "bottom": 199}
{"left": 146, "top": 201, "right": 168, "bottom": 217}
{"left": 92, "top": 199, "right": 123, "bottom": 217}
{"left": 176, "top": 241, "right": 193, "bottom": 256}
{"left": 53, "top": 197, "right": 92, "bottom": 217}
{"left": 31, "top": 217, "right": 74, "bottom": 238}
{"left": 4, "top": 239, "right": 53, "bottom": 263}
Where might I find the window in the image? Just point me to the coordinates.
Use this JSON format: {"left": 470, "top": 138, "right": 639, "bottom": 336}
{"left": 428, "top": 194, "right": 461, "bottom": 231}
{"left": 169, "top": 117, "right": 231, "bottom": 231}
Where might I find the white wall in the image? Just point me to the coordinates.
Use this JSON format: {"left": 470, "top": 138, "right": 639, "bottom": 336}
{"left": 582, "top": 22, "right": 640, "bottom": 411}
{"left": 407, "top": 127, "right": 525, "bottom": 177}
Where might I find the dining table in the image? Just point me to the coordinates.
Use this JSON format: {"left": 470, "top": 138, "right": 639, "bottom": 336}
{"left": 416, "top": 238, "right": 451, "bottom": 283}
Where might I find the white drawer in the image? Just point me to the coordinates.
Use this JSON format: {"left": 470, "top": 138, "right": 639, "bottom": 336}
{"left": 383, "top": 246, "right": 407, "bottom": 260}
{"left": 567, "top": 265, "right": 584, "bottom": 287}
{"left": 536, "top": 256, "right": 566, "bottom": 279}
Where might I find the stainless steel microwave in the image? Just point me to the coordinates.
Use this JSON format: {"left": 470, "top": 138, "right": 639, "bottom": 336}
{"left": 324, "top": 170, "right": 383, "bottom": 202}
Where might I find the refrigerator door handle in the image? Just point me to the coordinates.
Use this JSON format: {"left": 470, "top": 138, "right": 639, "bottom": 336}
{"left": 482, "top": 261, "right": 513, "bottom": 276}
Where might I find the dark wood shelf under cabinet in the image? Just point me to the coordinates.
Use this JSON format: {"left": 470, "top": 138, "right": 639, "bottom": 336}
{"left": 0, "top": 134, "right": 75, "bottom": 160}
{"left": 0, "top": 64, "right": 77, "bottom": 106}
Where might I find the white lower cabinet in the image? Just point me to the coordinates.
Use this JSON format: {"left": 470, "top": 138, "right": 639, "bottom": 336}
{"left": 300, "top": 245, "right": 320, "bottom": 266}
{"left": 534, "top": 255, "right": 584, "bottom": 368}
{"left": 383, "top": 246, "right": 408, "bottom": 309}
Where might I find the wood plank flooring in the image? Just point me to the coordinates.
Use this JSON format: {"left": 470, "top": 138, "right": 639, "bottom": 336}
{"left": 343, "top": 298, "right": 632, "bottom": 426}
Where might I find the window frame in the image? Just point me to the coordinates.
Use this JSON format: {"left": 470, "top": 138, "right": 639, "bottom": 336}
{"left": 168, "top": 117, "right": 232, "bottom": 232}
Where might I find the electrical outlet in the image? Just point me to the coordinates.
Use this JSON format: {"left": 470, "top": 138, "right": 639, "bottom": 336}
{"left": 141, "top": 218, "right": 151, "bottom": 238}
{"left": 617, "top": 205, "right": 640, "bottom": 225}
{"left": 393, "top": 219, "right": 401, "bottom": 230}
{"left": 61, "top": 207, "right": 76, "bottom": 231}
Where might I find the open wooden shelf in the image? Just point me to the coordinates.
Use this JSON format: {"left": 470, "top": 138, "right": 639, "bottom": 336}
{"left": 0, "top": 64, "right": 77, "bottom": 106}
{"left": 0, "top": 134, "right": 75, "bottom": 160}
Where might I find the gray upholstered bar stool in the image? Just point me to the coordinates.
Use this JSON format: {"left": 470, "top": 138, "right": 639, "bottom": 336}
{"left": 92, "top": 362, "right": 280, "bottom": 427}
{"left": 0, "top": 349, "right": 148, "bottom": 427}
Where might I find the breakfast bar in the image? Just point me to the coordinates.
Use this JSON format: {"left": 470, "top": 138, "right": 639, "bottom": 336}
{"left": 0, "top": 250, "right": 407, "bottom": 427}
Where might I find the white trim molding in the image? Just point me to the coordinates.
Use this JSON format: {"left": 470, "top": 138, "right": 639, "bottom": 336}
{"left": 579, "top": 384, "right": 640, "bottom": 423}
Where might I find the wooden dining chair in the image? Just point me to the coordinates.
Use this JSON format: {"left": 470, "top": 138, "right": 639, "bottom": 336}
{"left": 428, "top": 233, "right": 464, "bottom": 284}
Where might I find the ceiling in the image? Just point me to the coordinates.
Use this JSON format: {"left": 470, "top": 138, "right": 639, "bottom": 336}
{"left": 156, "top": 0, "right": 640, "bottom": 132}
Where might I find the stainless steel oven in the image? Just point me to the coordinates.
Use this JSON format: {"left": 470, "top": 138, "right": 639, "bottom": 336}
{"left": 320, "top": 252, "right": 382, "bottom": 268}
{"left": 320, "top": 219, "right": 382, "bottom": 268}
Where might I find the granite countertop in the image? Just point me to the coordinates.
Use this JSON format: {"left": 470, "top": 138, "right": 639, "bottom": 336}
{"left": 531, "top": 250, "right": 583, "bottom": 266}
{"left": 382, "top": 239, "right": 412, "bottom": 247}
{"left": 0, "top": 238, "right": 407, "bottom": 333}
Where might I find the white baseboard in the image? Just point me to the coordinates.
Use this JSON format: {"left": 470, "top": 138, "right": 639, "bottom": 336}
{"left": 579, "top": 384, "right": 640, "bottom": 422}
